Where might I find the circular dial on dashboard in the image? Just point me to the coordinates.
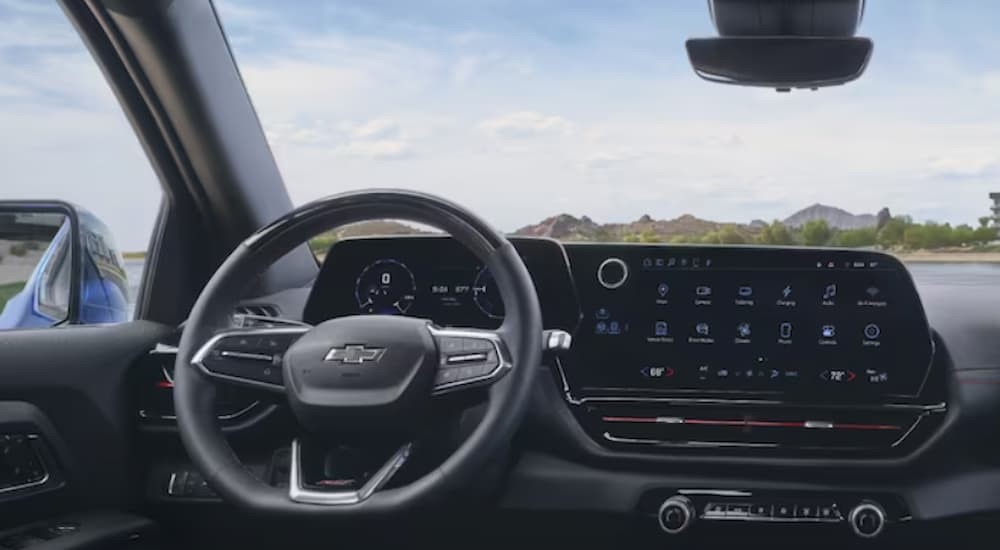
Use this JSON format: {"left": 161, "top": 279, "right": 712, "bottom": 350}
{"left": 354, "top": 259, "right": 416, "bottom": 315}
{"left": 597, "top": 257, "right": 629, "bottom": 289}
{"left": 472, "top": 267, "right": 505, "bottom": 320}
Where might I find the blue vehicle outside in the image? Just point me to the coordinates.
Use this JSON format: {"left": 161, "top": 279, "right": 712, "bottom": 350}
{"left": 0, "top": 206, "right": 129, "bottom": 329}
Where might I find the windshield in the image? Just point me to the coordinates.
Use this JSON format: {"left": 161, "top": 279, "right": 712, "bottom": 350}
{"left": 220, "top": 0, "right": 1000, "bottom": 261}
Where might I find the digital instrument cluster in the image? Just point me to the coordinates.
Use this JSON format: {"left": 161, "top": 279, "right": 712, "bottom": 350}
{"left": 303, "top": 237, "right": 580, "bottom": 331}
{"left": 562, "top": 244, "right": 934, "bottom": 401}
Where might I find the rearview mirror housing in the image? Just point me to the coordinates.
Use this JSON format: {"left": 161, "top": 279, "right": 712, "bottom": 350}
{"left": 686, "top": 37, "right": 873, "bottom": 90}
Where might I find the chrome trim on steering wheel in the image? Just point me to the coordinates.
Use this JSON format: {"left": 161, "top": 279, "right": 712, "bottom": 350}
{"left": 288, "top": 439, "right": 412, "bottom": 506}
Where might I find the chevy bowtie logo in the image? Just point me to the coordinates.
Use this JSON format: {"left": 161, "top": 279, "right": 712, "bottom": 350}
{"left": 324, "top": 345, "right": 385, "bottom": 364}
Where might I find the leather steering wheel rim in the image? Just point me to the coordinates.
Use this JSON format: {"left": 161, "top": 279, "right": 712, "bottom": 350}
{"left": 173, "top": 189, "right": 543, "bottom": 517}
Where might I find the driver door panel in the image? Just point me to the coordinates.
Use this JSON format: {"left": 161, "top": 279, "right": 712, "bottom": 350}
{"left": 0, "top": 322, "right": 171, "bottom": 528}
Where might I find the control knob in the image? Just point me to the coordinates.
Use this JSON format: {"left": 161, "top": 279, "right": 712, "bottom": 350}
{"left": 849, "top": 501, "right": 886, "bottom": 539}
{"left": 658, "top": 495, "right": 695, "bottom": 535}
{"left": 597, "top": 258, "right": 629, "bottom": 289}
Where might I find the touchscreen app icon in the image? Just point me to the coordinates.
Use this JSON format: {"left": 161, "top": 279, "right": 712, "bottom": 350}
{"left": 823, "top": 284, "right": 837, "bottom": 300}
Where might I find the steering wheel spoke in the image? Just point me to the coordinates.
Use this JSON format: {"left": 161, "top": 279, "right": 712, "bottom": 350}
{"left": 429, "top": 326, "right": 512, "bottom": 395}
{"left": 192, "top": 326, "right": 309, "bottom": 392}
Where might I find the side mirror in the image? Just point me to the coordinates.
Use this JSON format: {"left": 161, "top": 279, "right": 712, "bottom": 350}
{"left": 0, "top": 201, "right": 129, "bottom": 329}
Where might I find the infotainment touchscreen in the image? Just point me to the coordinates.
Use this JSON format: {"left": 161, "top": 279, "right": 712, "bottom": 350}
{"left": 563, "top": 245, "right": 934, "bottom": 400}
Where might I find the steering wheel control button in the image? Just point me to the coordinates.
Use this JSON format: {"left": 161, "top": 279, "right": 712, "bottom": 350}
{"left": 849, "top": 501, "right": 886, "bottom": 539}
{"left": 597, "top": 257, "right": 629, "bottom": 289}
{"left": 463, "top": 338, "right": 493, "bottom": 352}
{"left": 194, "top": 327, "right": 310, "bottom": 391}
{"left": 439, "top": 338, "right": 464, "bottom": 354}
{"left": 445, "top": 352, "right": 489, "bottom": 365}
{"left": 430, "top": 328, "right": 512, "bottom": 394}
{"left": 658, "top": 496, "right": 694, "bottom": 535}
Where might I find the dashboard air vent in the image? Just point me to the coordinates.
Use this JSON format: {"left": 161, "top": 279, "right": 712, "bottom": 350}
{"left": 233, "top": 303, "right": 280, "bottom": 318}
{"left": 581, "top": 401, "right": 945, "bottom": 458}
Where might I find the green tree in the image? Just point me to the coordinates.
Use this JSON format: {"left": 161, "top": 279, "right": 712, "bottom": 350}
{"left": 702, "top": 225, "right": 746, "bottom": 244}
{"left": 921, "top": 222, "right": 954, "bottom": 249}
{"left": 834, "top": 227, "right": 877, "bottom": 248}
{"left": 801, "top": 220, "right": 832, "bottom": 246}
{"left": 877, "top": 216, "right": 909, "bottom": 247}
{"left": 972, "top": 225, "right": 998, "bottom": 244}
{"left": 757, "top": 221, "right": 795, "bottom": 245}
{"left": 951, "top": 224, "right": 976, "bottom": 247}
{"left": 638, "top": 229, "right": 662, "bottom": 243}
{"left": 903, "top": 225, "right": 927, "bottom": 249}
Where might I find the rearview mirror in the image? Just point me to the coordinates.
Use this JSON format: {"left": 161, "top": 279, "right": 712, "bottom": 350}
{"left": 686, "top": 37, "right": 873, "bottom": 90}
{"left": 0, "top": 201, "right": 129, "bottom": 329}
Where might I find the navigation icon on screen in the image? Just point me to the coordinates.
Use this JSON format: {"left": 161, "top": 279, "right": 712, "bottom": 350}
{"left": 695, "top": 322, "right": 710, "bottom": 336}
{"left": 779, "top": 322, "right": 793, "bottom": 339}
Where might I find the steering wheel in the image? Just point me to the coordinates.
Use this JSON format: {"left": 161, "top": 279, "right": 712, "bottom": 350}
{"left": 173, "top": 190, "right": 543, "bottom": 516}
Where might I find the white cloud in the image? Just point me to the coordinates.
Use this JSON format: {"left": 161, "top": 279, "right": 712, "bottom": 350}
{"left": 263, "top": 117, "right": 416, "bottom": 161}
{"left": 352, "top": 118, "right": 403, "bottom": 140}
{"left": 343, "top": 139, "right": 412, "bottom": 160}
{"left": 926, "top": 151, "right": 999, "bottom": 179}
{"left": 478, "top": 111, "right": 573, "bottom": 139}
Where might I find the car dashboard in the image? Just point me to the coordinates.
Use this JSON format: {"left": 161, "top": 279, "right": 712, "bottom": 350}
{"left": 134, "top": 236, "right": 1000, "bottom": 543}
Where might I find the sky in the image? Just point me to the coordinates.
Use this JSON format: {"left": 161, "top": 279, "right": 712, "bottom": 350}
{"left": 2, "top": 0, "right": 1000, "bottom": 250}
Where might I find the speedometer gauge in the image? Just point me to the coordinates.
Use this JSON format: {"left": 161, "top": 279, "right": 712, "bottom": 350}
{"left": 355, "top": 259, "right": 416, "bottom": 315}
{"left": 473, "top": 267, "right": 505, "bottom": 320}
